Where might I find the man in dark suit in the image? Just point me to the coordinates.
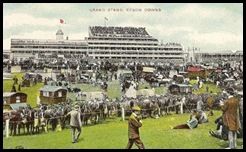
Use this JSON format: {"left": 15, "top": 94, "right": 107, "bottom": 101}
{"left": 126, "top": 106, "right": 145, "bottom": 149}
{"left": 221, "top": 88, "right": 240, "bottom": 149}
{"left": 66, "top": 105, "right": 82, "bottom": 143}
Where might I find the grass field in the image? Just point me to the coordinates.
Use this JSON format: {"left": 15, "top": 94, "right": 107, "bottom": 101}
{"left": 189, "top": 80, "right": 222, "bottom": 95}
{"left": 3, "top": 73, "right": 44, "bottom": 107}
{"left": 3, "top": 110, "right": 243, "bottom": 149}
{"left": 3, "top": 73, "right": 243, "bottom": 149}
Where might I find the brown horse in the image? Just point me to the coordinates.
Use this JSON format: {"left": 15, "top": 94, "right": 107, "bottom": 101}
{"left": 7, "top": 111, "right": 22, "bottom": 136}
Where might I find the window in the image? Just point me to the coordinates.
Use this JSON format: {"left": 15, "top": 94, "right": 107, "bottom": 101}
{"left": 58, "top": 91, "right": 62, "bottom": 97}
{"left": 43, "top": 91, "right": 49, "bottom": 97}
{"left": 16, "top": 96, "right": 20, "bottom": 103}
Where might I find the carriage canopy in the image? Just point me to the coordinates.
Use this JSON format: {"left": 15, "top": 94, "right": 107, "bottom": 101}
{"left": 85, "top": 91, "right": 105, "bottom": 101}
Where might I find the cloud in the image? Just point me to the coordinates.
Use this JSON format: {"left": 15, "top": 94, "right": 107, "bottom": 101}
{"left": 187, "top": 31, "right": 242, "bottom": 45}
{"left": 11, "top": 30, "right": 55, "bottom": 39}
{"left": 3, "top": 38, "right": 11, "bottom": 50}
{"left": 3, "top": 3, "right": 243, "bottom": 51}
{"left": 171, "top": 3, "right": 236, "bottom": 20}
{"left": 185, "top": 31, "right": 243, "bottom": 50}
{"left": 3, "top": 13, "right": 59, "bottom": 29}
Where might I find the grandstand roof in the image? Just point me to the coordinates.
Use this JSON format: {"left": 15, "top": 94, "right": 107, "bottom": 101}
{"left": 40, "top": 85, "right": 67, "bottom": 92}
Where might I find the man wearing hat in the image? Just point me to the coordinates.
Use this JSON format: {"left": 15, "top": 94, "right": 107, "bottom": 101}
{"left": 221, "top": 88, "right": 240, "bottom": 149}
{"left": 66, "top": 104, "right": 82, "bottom": 143}
{"left": 126, "top": 106, "right": 145, "bottom": 149}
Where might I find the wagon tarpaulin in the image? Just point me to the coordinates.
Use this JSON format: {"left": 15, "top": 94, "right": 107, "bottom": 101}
{"left": 10, "top": 103, "right": 28, "bottom": 110}
{"left": 85, "top": 91, "right": 105, "bottom": 100}
{"left": 137, "top": 88, "right": 155, "bottom": 97}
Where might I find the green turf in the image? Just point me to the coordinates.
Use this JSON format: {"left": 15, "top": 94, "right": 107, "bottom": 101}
{"left": 107, "top": 80, "right": 121, "bottom": 99}
{"left": 3, "top": 72, "right": 25, "bottom": 92}
{"left": 193, "top": 82, "right": 222, "bottom": 95}
{"left": 3, "top": 73, "right": 44, "bottom": 107}
{"left": 189, "top": 79, "right": 198, "bottom": 85}
{"left": 2, "top": 75, "right": 242, "bottom": 149}
{"left": 3, "top": 111, "right": 243, "bottom": 149}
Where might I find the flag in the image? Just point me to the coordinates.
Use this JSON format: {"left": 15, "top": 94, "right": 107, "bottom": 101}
{"left": 104, "top": 17, "right": 108, "bottom": 21}
{"left": 60, "top": 19, "right": 65, "bottom": 24}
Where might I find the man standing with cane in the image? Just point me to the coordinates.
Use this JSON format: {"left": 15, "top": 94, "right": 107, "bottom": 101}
{"left": 126, "top": 106, "right": 145, "bottom": 149}
{"left": 66, "top": 105, "right": 82, "bottom": 143}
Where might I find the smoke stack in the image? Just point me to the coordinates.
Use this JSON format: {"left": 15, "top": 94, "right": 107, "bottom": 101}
{"left": 66, "top": 36, "right": 68, "bottom": 40}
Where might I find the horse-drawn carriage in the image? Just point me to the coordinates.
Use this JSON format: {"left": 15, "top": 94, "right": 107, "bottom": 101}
{"left": 24, "top": 73, "right": 43, "bottom": 82}
{"left": 173, "top": 75, "right": 184, "bottom": 84}
{"left": 223, "top": 78, "right": 236, "bottom": 89}
{"left": 21, "top": 79, "right": 31, "bottom": 87}
{"left": 119, "top": 70, "right": 133, "bottom": 82}
{"left": 186, "top": 65, "right": 207, "bottom": 79}
{"left": 168, "top": 84, "right": 192, "bottom": 95}
{"left": 22, "top": 73, "right": 43, "bottom": 87}
{"left": 78, "top": 73, "right": 90, "bottom": 83}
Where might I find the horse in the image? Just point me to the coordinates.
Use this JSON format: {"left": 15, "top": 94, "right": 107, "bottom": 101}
{"left": 8, "top": 111, "right": 22, "bottom": 136}
{"left": 90, "top": 102, "right": 100, "bottom": 124}
{"left": 81, "top": 103, "right": 91, "bottom": 125}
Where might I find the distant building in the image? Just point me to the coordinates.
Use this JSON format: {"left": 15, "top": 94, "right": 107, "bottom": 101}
{"left": 194, "top": 50, "right": 243, "bottom": 62}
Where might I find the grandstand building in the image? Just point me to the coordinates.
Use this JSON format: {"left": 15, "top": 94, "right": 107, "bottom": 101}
{"left": 3, "top": 49, "right": 11, "bottom": 59}
{"left": 10, "top": 26, "right": 185, "bottom": 62}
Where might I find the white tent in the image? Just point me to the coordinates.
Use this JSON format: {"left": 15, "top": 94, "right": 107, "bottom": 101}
{"left": 58, "top": 54, "right": 64, "bottom": 58}
{"left": 11, "top": 66, "right": 21, "bottom": 73}
{"left": 3, "top": 73, "right": 13, "bottom": 78}
{"left": 125, "top": 86, "right": 137, "bottom": 98}
{"left": 143, "top": 67, "right": 155, "bottom": 73}
{"left": 169, "top": 70, "right": 178, "bottom": 78}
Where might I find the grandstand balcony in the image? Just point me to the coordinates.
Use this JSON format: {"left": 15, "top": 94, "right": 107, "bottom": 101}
{"left": 88, "top": 53, "right": 184, "bottom": 58}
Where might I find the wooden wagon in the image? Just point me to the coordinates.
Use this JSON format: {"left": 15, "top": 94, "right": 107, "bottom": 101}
{"left": 168, "top": 84, "right": 192, "bottom": 95}
{"left": 39, "top": 85, "right": 67, "bottom": 105}
{"left": 3, "top": 92, "right": 28, "bottom": 110}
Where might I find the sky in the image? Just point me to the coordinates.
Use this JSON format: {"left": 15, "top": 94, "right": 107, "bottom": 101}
{"left": 3, "top": 3, "right": 243, "bottom": 52}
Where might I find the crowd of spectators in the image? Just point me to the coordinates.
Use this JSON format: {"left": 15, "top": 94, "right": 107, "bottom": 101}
{"left": 90, "top": 26, "right": 150, "bottom": 38}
